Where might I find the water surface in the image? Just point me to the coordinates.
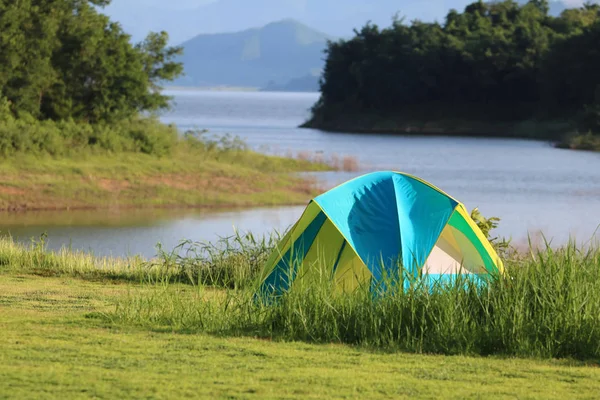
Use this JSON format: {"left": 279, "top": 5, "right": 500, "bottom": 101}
{"left": 2, "top": 90, "right": 599, "bottom": 257}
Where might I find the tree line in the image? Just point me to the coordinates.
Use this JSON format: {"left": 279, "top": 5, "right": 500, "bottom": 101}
{"left": 312, "top": 0, "right": 600, "bottom": 136}
{"left": 0, "top": 0, "right": 184, "bottom": 155}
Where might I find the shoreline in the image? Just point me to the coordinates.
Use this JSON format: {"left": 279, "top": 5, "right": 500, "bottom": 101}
{"left": 301, "top": 115, "right": 572, "bottom": 140}
{"left": 0, "top": 174, "right": 321, "bottom": 213}
{"left": 0, "top": 199, "right": 310, "bottom": 214}
{"left": 301, "top": 112, "right": 599, "bottom": 151}
{"left": 0, "top": 146, "right": 330, "bottom": 213}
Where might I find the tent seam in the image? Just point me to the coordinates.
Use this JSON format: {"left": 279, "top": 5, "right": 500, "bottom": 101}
{"left": 311, "top": 200, "right": 371, "bottom": 275}
{"left": 393, "top": 171, "right": 462, "bottom": 205}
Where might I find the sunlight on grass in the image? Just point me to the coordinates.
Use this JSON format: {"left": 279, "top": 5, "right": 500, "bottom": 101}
{"left": 2, "top": 233, "right": 600, "bottom": 360}
{"left": 1, "top": 274, "right": 600, "bottom": 399}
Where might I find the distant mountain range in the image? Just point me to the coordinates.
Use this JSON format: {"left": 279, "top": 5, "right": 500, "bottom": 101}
{"left": 172, "top": 19, "right": 331, "bottom": 90}
{"left": 104, "top": 0, "right": 587, "bottom": 45}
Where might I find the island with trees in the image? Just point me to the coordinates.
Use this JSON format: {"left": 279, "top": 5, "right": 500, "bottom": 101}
{"left": 302, "top": 0, "right": 600, "bottom": 151}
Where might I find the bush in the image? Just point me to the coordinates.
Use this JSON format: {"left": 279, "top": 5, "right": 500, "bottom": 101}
{"left": 566, "top": 132, "right": 600, "bottom": 151}
{"left": 0, "top": 98, "right": 178, "bottom": 157}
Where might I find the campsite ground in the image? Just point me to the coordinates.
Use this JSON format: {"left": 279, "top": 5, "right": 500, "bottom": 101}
{"left": 2, "top": 274, "right": 600, "bottom": 399}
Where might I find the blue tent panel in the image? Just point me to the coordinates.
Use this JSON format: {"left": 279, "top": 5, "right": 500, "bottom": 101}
{"left": 392, "top": 173, "right": 458, "bottom": 275}
{"left": 314, "top": 172, "right": 457, "bottom": 278}
{"left": 314, "top": 172, "right": 402, "bottom": 281}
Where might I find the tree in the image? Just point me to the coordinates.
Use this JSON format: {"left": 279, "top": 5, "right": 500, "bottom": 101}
{"left": 311, "top": 0, "right": 600, "bottom": 130}
{"left": 135, "top": 31, "right": 184, "bottom": 113}
{"left": 0, "top": 0, "right": 184, "bottom": 122}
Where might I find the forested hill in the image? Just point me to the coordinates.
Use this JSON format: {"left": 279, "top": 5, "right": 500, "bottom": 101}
{"left": 304, "top": 0, "right": 600, "bottom": 150}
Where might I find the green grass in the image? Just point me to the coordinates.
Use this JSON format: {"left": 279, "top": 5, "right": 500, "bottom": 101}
{"left": 0, "top": 232, "right": 274, "bottom": 287}
{"left": 2, "top": 274, "right": 600, "bottom": 399}
{"left": 105, "top": 240, "right": 600, "bottom": 360}
{"left": 2, "top": 234, "right": 600, "bottom": 360}
{"left": 0, "top": 134, "right": 330, "bottom": 211}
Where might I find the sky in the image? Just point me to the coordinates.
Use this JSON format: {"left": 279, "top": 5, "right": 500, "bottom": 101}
{"left": 102, "top": 0, "right": 592, "bottom": 45}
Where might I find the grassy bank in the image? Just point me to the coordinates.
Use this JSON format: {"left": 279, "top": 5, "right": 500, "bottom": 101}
{"left": 2, "top": 275, "right": 600, "bottom": 398}
{"left": 109, "top": 241, "right": 600, "bottom": 360}
{"left": 0, "top": 133, "right": 331, "bottom": 212}
{"left": 2, "top": 235, "right": 600, "bottom": 360}
{"left": 0, "top": 233, "right": 272, "bottom": 287}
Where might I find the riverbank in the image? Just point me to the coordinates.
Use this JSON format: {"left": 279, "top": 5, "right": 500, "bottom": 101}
{"left": 301, "top": 109, "right": 600, "bottom": 148}
{"left": 0, "top": 141, "right": 330, "bottom": 212}
{"left": 3, "top": 234, "right": 600, "bottom": 357}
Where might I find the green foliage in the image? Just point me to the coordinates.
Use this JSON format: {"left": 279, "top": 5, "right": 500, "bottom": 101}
{"left": 151, "top": 231, "right": 280, "bottom": 289}
{"left": 110, "top": 240, "right": 600, "bottom": 360}
{"left": 470, "top": 207, "right": 511, "bottom": 254}
{"left": 0, "top": 104, "right": 178, "bottom": 156}
{"left": 0, "top": 0, "right": 183, "bottom": 124}
{"left": 311, "top": 1, "right": 600, "bottom": 141}
{"left": 470, "top": 208, "right": 500, "bottom": 239}
{"left": 578, "top": 104, "right": 600, "bottom": 134}
{"left": 182, "top": 130, "right": 249, "bottom": 154}
{"left": 559, "top": 131, "right": 600, "bottom": 151}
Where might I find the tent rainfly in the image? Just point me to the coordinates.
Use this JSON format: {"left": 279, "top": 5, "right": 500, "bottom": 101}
{"left": 258, "top": 171, "right": 504, "bottom": 296}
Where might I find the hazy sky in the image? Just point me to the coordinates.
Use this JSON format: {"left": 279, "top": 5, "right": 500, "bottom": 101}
{"left": 102, "top": 0, "right": 590, "bottom": 44}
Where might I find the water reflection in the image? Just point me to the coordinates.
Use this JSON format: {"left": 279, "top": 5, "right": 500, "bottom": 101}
{"left": 0, "top": 206, "right": 305, "bottom": 258}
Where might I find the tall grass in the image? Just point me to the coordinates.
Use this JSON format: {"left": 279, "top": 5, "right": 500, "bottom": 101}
{"left": 0, "top": 234, "right": 148, "bottom": 282}
{"left": 557, "top": 132, "right": 600, "bottom": 151}
{"left": 150, "top": 230, "right": 280, "bottom": 288}
{"left": 108, "top": 239, "right": 600, "bottom": 359}
{"left": 0, "top": 231, "right": 277, "bottom": 286}
{"left": 4, "top": 226, "right": 600, "bottom": 359}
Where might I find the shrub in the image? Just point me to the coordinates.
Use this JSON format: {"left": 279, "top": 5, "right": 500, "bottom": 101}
{"left": 0, "top": 99, "right": 178, "bottom": 157}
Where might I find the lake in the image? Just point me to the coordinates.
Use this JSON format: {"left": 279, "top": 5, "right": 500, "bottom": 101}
{"left": 2, "top": 90, "right": 599, "bottom": 257}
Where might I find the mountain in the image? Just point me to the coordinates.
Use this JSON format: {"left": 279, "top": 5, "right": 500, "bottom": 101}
{"left": 104, "top": 0, "right": 462, "bottom": 44}
{"left": 173, "top": 19, "right": 332, "bottom": 88}
{"left": 104, "top": 0, "right": 590, "bottom": 45}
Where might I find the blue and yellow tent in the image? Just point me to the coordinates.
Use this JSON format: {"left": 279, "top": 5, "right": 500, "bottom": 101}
{"left": 259, "top": 171, "right": 503, "bottom": 296}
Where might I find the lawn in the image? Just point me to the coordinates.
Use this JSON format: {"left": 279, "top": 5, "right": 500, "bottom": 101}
{"left": 2, "top": 274, "right": 600, "bottom": 399}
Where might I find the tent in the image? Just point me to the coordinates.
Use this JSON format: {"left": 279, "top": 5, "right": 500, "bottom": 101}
{"left": 258, "top": 171, "right": 504, "bottom": 296}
